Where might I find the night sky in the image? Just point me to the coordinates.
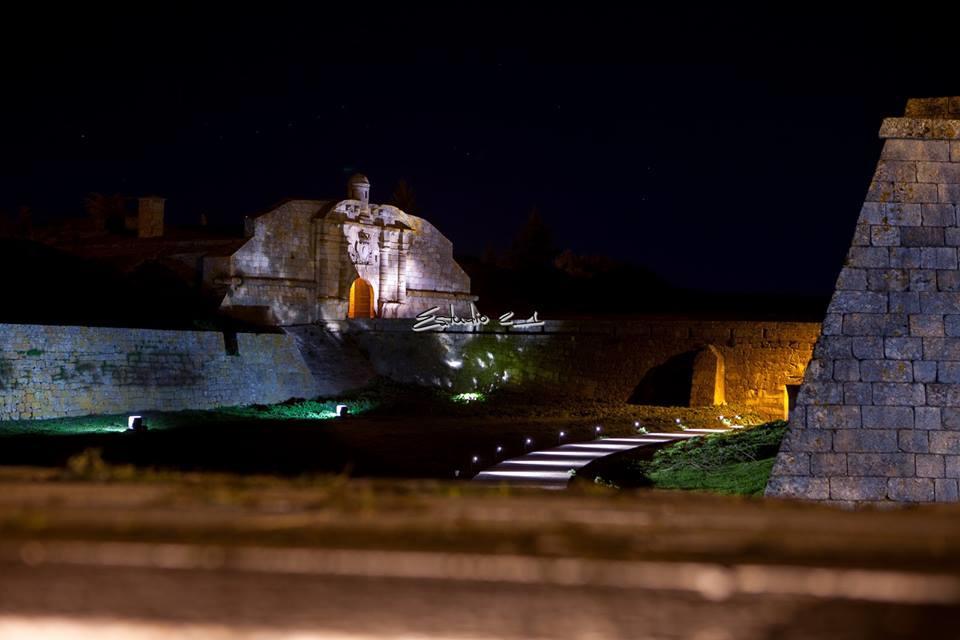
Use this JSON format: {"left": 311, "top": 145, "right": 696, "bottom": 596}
{"left": 1, "top": 7, "right": 955, "bottom": 296}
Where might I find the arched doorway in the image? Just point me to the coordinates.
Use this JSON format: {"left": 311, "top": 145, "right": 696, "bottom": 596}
{"left": 348, "top": 278, "right": 375, "bottom": 318}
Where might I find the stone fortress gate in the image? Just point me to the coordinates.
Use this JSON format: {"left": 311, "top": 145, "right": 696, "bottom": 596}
{"left": 207, "top": 174, "right": 477, "bottom": 325}
{"left": 767, "top": 97, "right": 960, "bottom": 505}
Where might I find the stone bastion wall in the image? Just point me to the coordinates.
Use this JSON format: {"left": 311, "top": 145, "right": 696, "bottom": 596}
{"left": 309, "top": 318, "right": 821, "bottom": 421}
{"left": 0, "top": 319, "right": 820, "bottom": 422}
{"left": 0, "top": 324, "right": 319, "bottom": 421}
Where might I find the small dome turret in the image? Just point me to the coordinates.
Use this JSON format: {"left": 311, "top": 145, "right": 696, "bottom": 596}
{"left": 348, "top": 173, "right": 371, "bottom": 205}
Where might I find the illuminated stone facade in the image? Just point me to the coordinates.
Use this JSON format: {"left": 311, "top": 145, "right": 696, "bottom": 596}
{"left": 767, "top": 97, "right": 960, "bottom": 505}
{"left": 209, "top": 175, "right": 475, "bottom": 325}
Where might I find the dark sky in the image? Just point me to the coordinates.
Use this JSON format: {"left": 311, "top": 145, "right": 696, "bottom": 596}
{"left": 1, "top": 6, "right": 955, "bottom": 295}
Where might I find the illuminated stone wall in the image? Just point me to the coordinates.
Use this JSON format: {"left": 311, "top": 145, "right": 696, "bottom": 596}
{"left": 0, "top": 324, "right": 318, "bottom": 421}
{"left": 320, "top": 318, "right": 819, "bottom": 421}
{"left": 212, "top": 176, "right": 475, "bottom": 325}
{"left": 767, "top": 97, "right": 960, "bottom": 505}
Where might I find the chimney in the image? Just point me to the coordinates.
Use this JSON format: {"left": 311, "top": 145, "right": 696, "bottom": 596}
{"left": 137, "top": 196, "right": 165, "bottom": 238}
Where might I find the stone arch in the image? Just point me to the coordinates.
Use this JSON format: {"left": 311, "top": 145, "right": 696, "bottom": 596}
{"left": 627, "top": 350, "right": 698, "bottom": 406}
{"left": 348, "top": 277, "right": 375, "bottom": 319}
{"left": 690, "top": 344, "right": 725, "bottom": 407}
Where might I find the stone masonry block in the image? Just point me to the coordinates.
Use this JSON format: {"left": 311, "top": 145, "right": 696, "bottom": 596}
{"left": 939, "top": 362, "right": 960, "bottom": 383}
{"left": 843, "top": 382, "right": 872, "bottom": 404}
{"left": 939, "top": 184, "right": 960, "bottom": 204}
{"left": 861, "top": 406, "right": 913, "bottom": 429}
{"left": 843, "top": 314, "right": 901, "bottom": 336}
{"left": 848, "top": 453, "right": 915, "bottom": 476}
{"left": 898, "top": 430, "right": 929, "bottom": 453}
{"left": 830, "top": 477, "right": 887, "bottom": 501}
{"left": 889, "top": 292, "right": 921, "bottom": 314}
{"left": 846, "top": 247, "right": 890, "bottom": 269}
{"left": 910, "top": 314, "right": 945, "bottom": 337}
{"left": 772, "top": 452, "right": 809, "bottom": 476}
{"left": 940, "top": 407, "right": 960, "bottom": 429}
{"left": 881, "top": 139, "right": 949, "bottom": 162}
{"left": 935, "top": 478, "right": 959, "bottom": 502}
{"left": 870, "top": 226, "right": 900, "bottom": 247}
{"left": 766, "top": 476, "right": 830, "bottom": 500}
{"left": 947, "top": 228, "right": 960, "bottom": 247}
{"left": 805, "top": 359, "right": 833, "bottom": 381}
{"left": 822, "top": 314, "right": 842, "bottom": 336}
{"left": 852, "top": 224, "right": 871, "bottom": 246}
{"left": 831, "top": 359, "right": 860, "bottom": 382}
{"left": 900, "top": 226, "right": 944, "bottom": 247}
{"left": 875, "top": 160, "right": 918, "bottom": 183}
{"left": 917, "top": 454, "right": 945, "bottom": 478}
{"left": 806, "top": 405, "right": 860, "bottom": 429}
{"left": 937, "top": 271, "right": 960, "bottom": 291}
{"left": 829, "top": 291, "right": 888, "bottom": 314}
{"left": 918, "top": 162, "right": 960, "bottom": 183}
{"left": 798, "top": 383, "right": 844, "bottom": 406}
{"left": 946, "top": 315, "right": 960, "bottom": 336}
{"left": 922, "top": 337, "right": 960, "bottom": 360}
{"left": 811, "top": 453, "right": 847, "bottom": 476}
{"left": 910, "top": 270, "right": 937, "bottom": 291}
{"left": 852, "top": 336, "right": 883, "bottom": 359}
{"left": 915, "top": 406, "right": 942, "bottom": 429}
{"left": 929, "top": 431, "right": 960, "bottom": 455}
{"left": 860, "top": 359, "right": 913, "bottom": 382}
{"left": 835, "top": 268, "right": 867, "bottom": 290}
{"left": 925, "top": 384, "right": 960, "bottom": 406}
{"left": 867, "top": 269, "right": 909, "bottom": 291}
{"left": 919, "top": 292, "right": 960, "bottom": 313}
{"left": 782, "top": 429, "right": 832, "bottom": 453}
{"left": 859, "top": 202, "right": 921, "bottom": 226}
{"left": 887, "top": 478, "right": 934, "bottom": 502}
{"left": 884, "top": 337, "right": 923, "bottom": 359}
{"left": 946, "top": 456, "right": 960, "bottom": 478}
{"left": 833, "top": 429, "right": 897, "bottom": 453}
{"left": 814, "top": 336, "right": 853, "bottom": 359}
{"left": 890, "top": 247, "right": 922, "bottom": 268}
{"left": 867, "top": 182, "right": 937, "bottom": 205}
{"left": 914, "top": 361, "right": 939, "bottom": 382}
{"left": 921, "top": 247, "right": 958, "bottom": 270}
{"left": 922, "top": 203, "right": 957, "bottom": 226}
{"left": 870, "top": 382, "right": 925, "bottom": 405}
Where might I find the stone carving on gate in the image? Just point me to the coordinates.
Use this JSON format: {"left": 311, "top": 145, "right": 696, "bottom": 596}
{"left": 348, "top": 229, "right": 379, "bottom": 266}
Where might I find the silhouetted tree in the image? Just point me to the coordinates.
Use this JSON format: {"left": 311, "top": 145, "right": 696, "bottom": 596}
{"left": 390, "top": 179, "right": 418, "bottom": 215}
{"left": 507, "top": 207, "right": 555, "bottom": 271}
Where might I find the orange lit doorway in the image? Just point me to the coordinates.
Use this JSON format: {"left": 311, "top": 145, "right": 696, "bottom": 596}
{"left": 348, "top": 278, "right": 375, "bottom": 318}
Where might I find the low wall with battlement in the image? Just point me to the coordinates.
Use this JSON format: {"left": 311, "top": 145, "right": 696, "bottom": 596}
{"left": 0, "top": 324, "right": 319, "bottom": 421}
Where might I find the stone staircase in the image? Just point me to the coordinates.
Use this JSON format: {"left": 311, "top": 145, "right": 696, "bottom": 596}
{"left": 473, "top": 429, "right": 729, "bottom": 489}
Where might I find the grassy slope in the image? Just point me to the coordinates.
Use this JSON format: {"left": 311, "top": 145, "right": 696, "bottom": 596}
{"left": 589, "top": 420, "right": 788, "bottom": 496}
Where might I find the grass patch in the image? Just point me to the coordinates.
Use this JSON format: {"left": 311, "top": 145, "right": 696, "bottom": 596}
{"left": 589, "top": 420, "right": 788, "bottom": 496}
{"left": 649, "top": 458, "right": 776, "bottom": 495}
{"left": 0, "top": 394, "right": 382, "bottom": 436}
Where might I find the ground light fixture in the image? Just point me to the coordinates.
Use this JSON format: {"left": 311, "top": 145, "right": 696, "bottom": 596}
{"left": 127, "top": 415, "right": 146, "bottom": 432}
{"left": 336, "top": 404, "right": 349, "bottom": 417}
